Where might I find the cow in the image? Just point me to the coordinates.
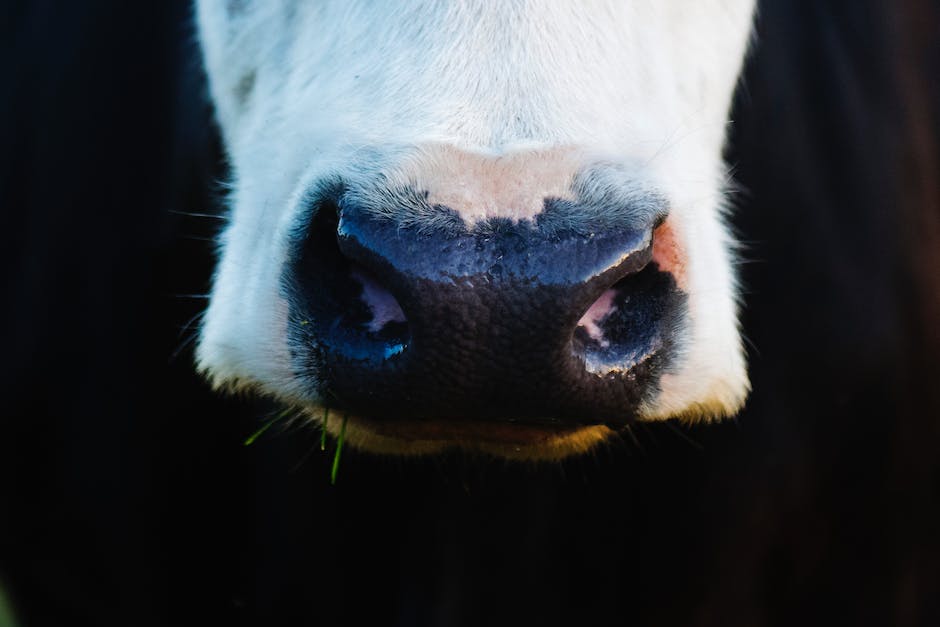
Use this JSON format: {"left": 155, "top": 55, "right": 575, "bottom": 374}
{"left": 3, "top": 1, "right": 939, "bottom": 625}
{"left": 195, "top": 1, "right": 757, "bottom": 460}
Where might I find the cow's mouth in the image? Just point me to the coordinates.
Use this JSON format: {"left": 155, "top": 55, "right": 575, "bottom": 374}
{"left": 316, "top": 410, "right": 616, "bottom": 461}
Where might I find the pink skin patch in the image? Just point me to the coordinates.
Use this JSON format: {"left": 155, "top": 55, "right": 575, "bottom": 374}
{"left": 577, "top": 288, "right": 618, "bottom": 348}
{"left": 350, "top": 269, "right": 406, "bottom": 333}
{"left": 405, "top": 145, "right": 583, "bottom": 224}
{"left": 651, "top": 217, "right": 687, "bottom": 289}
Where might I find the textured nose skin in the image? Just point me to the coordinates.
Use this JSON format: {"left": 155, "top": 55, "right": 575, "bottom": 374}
{"left": 289, "top": 194, "right": 684, "bottom": 427}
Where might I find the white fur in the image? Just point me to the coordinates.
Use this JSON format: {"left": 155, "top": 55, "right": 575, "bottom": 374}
{"left": 196, "top": 1, "right": 755, "bottom": 423}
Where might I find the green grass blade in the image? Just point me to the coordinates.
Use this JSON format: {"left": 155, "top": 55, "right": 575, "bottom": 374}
{"left": 0, "top": 579, "right": 21, "bottom": 627}
{"left": 320, "top": 407, "right": 330, "bottom": 451}
{"left": 331, "top": 415, "right": 348, "bottom": 485}
{"left": 243, "top": 408, "right": 292, "bottom": 446}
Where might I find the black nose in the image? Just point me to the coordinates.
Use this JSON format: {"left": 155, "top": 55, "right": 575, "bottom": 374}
{"left": 288, "top": 190, "right": 684, "bottom": 426}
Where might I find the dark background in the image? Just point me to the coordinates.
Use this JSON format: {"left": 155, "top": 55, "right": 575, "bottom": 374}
{"left": 1, "top": 1, "right": 938, "bottom": 625}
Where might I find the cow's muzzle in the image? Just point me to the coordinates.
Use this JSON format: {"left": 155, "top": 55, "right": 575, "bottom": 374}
{"left": 286, "top": 188, "right": 685, "bottom": 431}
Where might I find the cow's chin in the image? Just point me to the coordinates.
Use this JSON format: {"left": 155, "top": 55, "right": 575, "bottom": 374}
{"left": 313, "top": 410, "right": 616, "bottom": 461}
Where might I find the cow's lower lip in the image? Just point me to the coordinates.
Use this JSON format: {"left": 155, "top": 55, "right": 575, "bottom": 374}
{"left": 319, "top": 412, "right": 617, "bottom": 460}
{"left": 366, "top": 416, "right": 585, "bottom": 445}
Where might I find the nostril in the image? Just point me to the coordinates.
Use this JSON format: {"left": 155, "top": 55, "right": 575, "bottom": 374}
{"left": 572, "top": 263, "right": 679, "bottom": 376}
{"left": 291, "top": 196, "right": 410, "bottom": 366}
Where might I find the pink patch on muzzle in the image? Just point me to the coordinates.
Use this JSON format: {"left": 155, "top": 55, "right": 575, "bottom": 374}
{"left": 351, "top": 269, "right": 406, "bottom": 333}
{"left": 577, "top": 288, "right": 618, "bottom": 348}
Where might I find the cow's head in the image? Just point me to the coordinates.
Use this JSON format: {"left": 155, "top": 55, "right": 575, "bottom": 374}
{"left": 195, "top": 1, "right": 756, "bottom": 460}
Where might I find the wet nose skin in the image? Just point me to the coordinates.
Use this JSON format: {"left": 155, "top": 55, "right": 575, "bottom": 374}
{"left": 288, "top": 190, "right": 685, "bottom": 427}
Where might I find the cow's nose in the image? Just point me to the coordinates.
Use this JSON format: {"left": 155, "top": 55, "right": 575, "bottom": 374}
{"left": 290, "top": 195, "right": 682, "bottom": 426}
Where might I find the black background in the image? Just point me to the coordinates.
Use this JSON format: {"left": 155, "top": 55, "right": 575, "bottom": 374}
{"left": 1, "top": 1, "right": 938, "bottom": 625}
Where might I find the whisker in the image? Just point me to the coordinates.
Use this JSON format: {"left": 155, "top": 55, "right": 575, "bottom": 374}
{"left": 169, "top": 209, "right": 227, "bottom": 220}
{"left": 170, "top": 331, "right": 200, "bottom": 362}
{"left": 639, "top": 422, "right": 659, "bottom": 447}
{"left": 664, "top": 421, "right": 704, "bottom": 451}
{"left": 176, "top": 310, "right": 207, "bottom": 339}
{"left": 741, "top": 331, "right": 761, "bottom": 357}
{"left": 290, "top": 443, "right": 320, "bottom": 473}
{"left": 622, "top": 424, "right": 645, "bottom": 454}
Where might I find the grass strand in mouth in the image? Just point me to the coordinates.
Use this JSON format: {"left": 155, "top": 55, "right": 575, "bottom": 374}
{"left": 331, "top": 415, "right": 347, "bottom": 485}
{"left": 243, "top": 409, "right": 290, "bottom": 446}
{"left": 320, "top": 407, "right": 329, "bottom": 451}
